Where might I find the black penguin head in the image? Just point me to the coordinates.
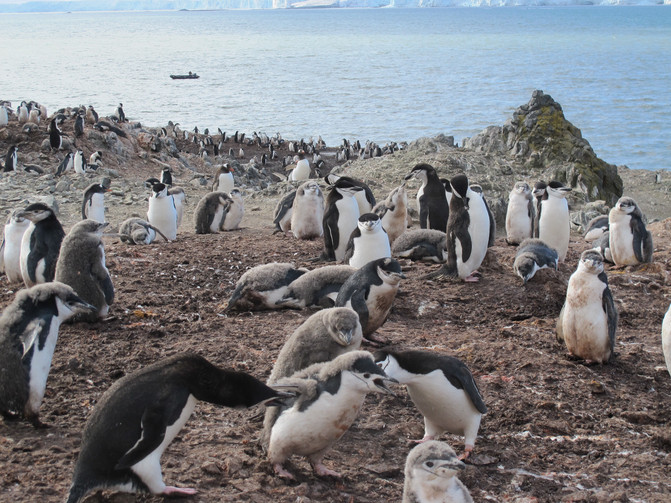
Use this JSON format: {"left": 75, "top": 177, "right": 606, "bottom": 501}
{"left": 16, "top": 202, "right": 55, "bottom": 222}
{"left": 405, "top": 163, "right": 435, "bottom": 182}
{"left": 470, "top": 184, "right": 483, "bottom": 195}
{"left": 144, "top": 177, "right": 161, "bottom": 190}
{"left": 358, "top": 212, "right": 381, "bottom": 232}
{"left": 348, "top": 353, "right": 397, "bottom": 395}
{"left": 533, "top": 181, "right": 547, "bottom": 198}
{"left": 579, "top": 249, "right": 605, "bottom": 275}
{"left": 151, "top": 182, "right": 168, "bottom": 197}
{"left": 547, "top": 180, "right": 571, "bottom": 198}
{"left": 17, "top": 282, "right": 96, "bottom": 322}
{"left": 440, "top": 178, "right": 452, "bottom": 193}
{"left": 333, "top": 177, "right": 363, "bottom": 196}
{"left": 449, "top": 174, "right": 469, "bottom": 200}
{"left": 373, "top": 258, "right": 405, "bottom": 285}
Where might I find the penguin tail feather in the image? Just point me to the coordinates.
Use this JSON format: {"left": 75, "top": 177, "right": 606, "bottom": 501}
{"left": 65, "top": 483, "right": 90, "bottom": 503}
{"left": 422, "top": 265, "right": 457, "bottom": 281}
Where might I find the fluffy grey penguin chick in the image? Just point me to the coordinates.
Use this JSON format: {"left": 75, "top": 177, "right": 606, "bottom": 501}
{"left": 193, "top": 191, "right": 232, "bottom": 234}
{"left": 403, "top": 441, "right": 473, "bottom": 503}
{"left": 275, "top": 264, "right": 356, "bottom": 309}
{"left": 55, "top": 220, "right": 114, "bottom": 322}
{"left": 225, "top": 262, "right": 307, "bottom": 312}
{"left": 119, "top": 217, "right": 168, "bottom": 245}
{"left": 392, "top": 229, "right": 447, "bottom": 263}
{"left": 0, "top": 282, "right": 95, "bottom": 427}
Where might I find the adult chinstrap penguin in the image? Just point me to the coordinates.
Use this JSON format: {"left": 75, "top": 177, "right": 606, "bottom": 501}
{"left": 81, "top": 183, "right": 110, "bottom": 223}
{"left": 403, "top": 440, "right": 473, "bottom": 503}
{"left": 275, "top": 264, "right": 356, "bottom": 309}
{"left": 119, "top": 217, "right": 167, "bottom": 245}
{"left": 608, "top": 196, "right": 653, "bottom": 266}
{"left": 267, "top": 351, "right": 395, "bottom": 479}
{"left": 1, "top": 209, "right": 31, "bottom": 283}
{"left": 0, "top": 283, "right": 95, "bottom": 427}
{"left": 556, "top": 249, "right": 618, "bottom": 364}
{"left": 343, "top": 213, "right": 392, "bottom": 269}
{"left": 291, "top": 181, "right": 324, "bottom": 239}
{"left": 3, "top": 145, "right": 18, "bottom": 172}
{"left": 321, "top": 177, "right": 363, "bottom": 261}
{"left": 66, "top": 353, "right": 287, "bottom": 503}
{"left": 49, "top": 117, "right": 64, "bottom": 151}
{"left": 532, "top": 181, "right": 547, "bottom": 238}
{"left": 392, "top": 229, "right": 447, "bottom": 263}
{"left": 18, "top": 202, "right": 65, "bottom": 287}
{"left": 505, "top": 182, "right": 534, "bottom": 245}
{"left": 325, "top": 173, "right": 376, "bottom": 215}
{"left": 404, "top": 163, "right": 449, "bottom": 232}
{"left": 513, "top": 238, "right": 559, "bottom": 284}
{"left": 537, "top": 181, "right": 571, "bottom": 262}
{"left": 147, "top": 183, "right": 177, "bottom": 241}
{"left": 55, "top": 220, "right": 114, "bottom": 322}
{"left": 193, "top": 192, "right": 231, "bottom": 234}
{"left": 55, "top": 152, "right": 74, "bottom": 176}
{"left": 376, "top": 349, "right": 487, "bottom": 459}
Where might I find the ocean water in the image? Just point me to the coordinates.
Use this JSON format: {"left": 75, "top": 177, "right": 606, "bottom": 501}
{"left": 1, "top": 6, "right": 669, "bottom": 171}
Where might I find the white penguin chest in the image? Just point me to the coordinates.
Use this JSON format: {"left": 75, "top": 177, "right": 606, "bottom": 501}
{"left": 333, "top": 198, "right": 360, "bottom": 260}
{"left": 217, "top": 173, "right": 234, "bottom": 193}
{"left": 87, "top": 193, "right": 106, "bottom": 223}
{"left": 147, "top": 196, "right": 177, "bottom": 241}
{"left": 223, "top": 200, "right": 244, "bottom": 230}
{"left": 563, "top": 272, "right": 609, "bottom": 351}
{"left": 506, "top": 195, "right": 532, "bottom": 240}
{"left": 354, "top": 190, "right": 373, "bottom": 215}
{"left": 26, "top": 317, "right": 61, "bottom": 414}
{"left": 4, "top": 221, "right": 29, "bottom": 282}
{"left": 291, "top": 160, "right": 310, "bottom": 181}
{"left": 538, "top": 198, "right": 569, "bottom": 259}
{"left": 350, "top": 229, "right": 391, "bottom": 268}
{"left": 456, "top": 195, "right": 489, "bottom": 277}
{"left": 609, "top": 218, "right": 637, "bottom": 265}
{"left": 363, "top": 281, "right": 398, "bottom": 330}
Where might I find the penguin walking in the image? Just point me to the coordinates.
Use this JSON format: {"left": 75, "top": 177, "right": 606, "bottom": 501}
{"left": 537, "top": 181, "right": 571, "bottom": 262}
{"left": 1, "top": 210, "right": 31, "bottom": 283}
{"left": 221, "top": 188, "right": 244, "bottom": 231}
{"left": 375, "top": 349, "right": 487, "bottom": 459}
{"left": 556, "top": 249, "right": 618, "bottom": 363}
{"left": 513, "top": 238, "right": 559, "bottom": 284}
{"left": 18, "top": 203, "right": 65, "bottom": 287}
{"left": 321, "top": 177, "right": 362, "bottom": 261}
{"left": 268, "top": 351, "right": 394, "bottom": 479}
{"left": 275, "top": 264, "right": 356, "bottom": 309}
{"left": 0, "top": 283, "right": 95, "bottom": 427}
{"left": 81, "top": 182, "right": 109, "bottom": 223}
{"left": 212, "top": 164, "right": 235, "bottom": 193}
{"left": 3, "top": 145, "right": 18, "bottom": 172}
{"left": 55, "top": 220, "right": 114, "bottom": 322}
{"left": 404, "top": 163, "right": 449, "bottom": 231}
{"left": 66, "top": 353, "right": 286, "bottom": 503}
{"left": 434, "top": 174, "right": 490, "bottom": 282}
{"left": 147, "top": 183, "right": 177, "bottom": 241}
{"left": 392, "top": 229, "right": 447, "bottom": 263}
{"left": 505, "top": 181, "right": 534, "bottom": 245}
{"left": 373, "top": 184, "right": 408, "bottom": 246}
{"left": 325, "top": 173, "right": 376, "bottom": 215}
{"left": 608, "top": 196, "right": 653, "bottom": 266}
{"left": 193, "top": 192, "right": 231, "bottom": 234}
{"left": 335, "top": 257, "right": 405, "bottom": 343}
{"left": 403, "top": 441, "right": 473, "bottom": 503}
{"left": 343, "top": 213, "right": 392, "bottom": 269}
{"left": 663, "top": 304, "right": 671, "bottom": 378}
{"left": 291, "top": 181, "right": 324, "bottom": 239}
{"left": 273, "top": 190, "right": 296, "bottom": 233}
{"left": 55, "top": 152, "right": 74, "bottom": 176}
{"left": 224, "top": 262, "right": 307, "bottom": 312}
{"left": 119, "top": 217, "right": 168, "bottom": 245}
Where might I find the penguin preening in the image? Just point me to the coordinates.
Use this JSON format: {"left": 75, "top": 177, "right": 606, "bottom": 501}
{"left": 18, "top": 202, "right": 65, "bottom": 287}
{"left": 505, "top": 181, "right": 534, "bottom": 245}
{"left": 66, "top": 353, "right": 287, "bottom": 503}
{"left": 82, "top": 182, "right": 110, "bottom": 222}
{"left": 557, "top": 249, "right": 618, "bottom": 364}
{"left": 513, "top": 238, "right": 559, "bottom": 284}
{"left": 404, "top": 163, "right": 449, "bottom": 232}
{"left": 55, "top": 220, "right": 114, "bottom": 322}
{"left": 538, "top": 181, "right": 571, "bottom": 262}
{"left": 193, "top": 192, "right": 231, "bottom": 234}
{"left": 275, "top": 264, "right": 356, "bottom": 309}
{"left": 267, "top": 351, "right": 395, "bottom": 479}
{"left": 119, "top": 217, "right": 168, "bottom": 245}
{"left": 402, "top": 441, "right": 473, "bottom": 503}
{"left": 608, "top": 196, "right": 653, "bottom": 266}
{"left": 343, "top": 213, "right": 392, "bottom": 269}
{"left": 392, "top": 229, "right": 447, "bottom": 263}
{"left": 0, "top": 283, "right": 95, "bottom": 428}
{"left": 1, "top": 209, "right": 31, "bottom": 283}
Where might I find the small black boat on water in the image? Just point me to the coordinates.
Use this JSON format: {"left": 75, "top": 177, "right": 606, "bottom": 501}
{"left": 170, "top": 72, "right": 199, "bottom": 80}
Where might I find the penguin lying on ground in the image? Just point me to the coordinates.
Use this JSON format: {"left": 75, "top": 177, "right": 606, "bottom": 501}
{"left": 335, "top": 257, "right": 405, "bottom": 343}
{"left": 66, "top": 353, "right": 288, "bottom": 503}
{"left": 291, "top": 181, "right": 324, "bottom": 239}
{"left": 267, "top": 351, "right": 395, "bottom": 479}
{"left": 608, "top": 196, "right": 653, "bottom": 266}
{"left": 119, "top": 217, "right": 168, "bottom": 245}
{"left": 275, "top": 264, "right": 356, "bottom": 309}
{"left": 583, "top": 214, "right": 609, "bottom": 242}
{"left": 343, "top": 213, "right": 391, "bottom": 269}
{"left": 1, "top": 209, "right": 31, "bottom": 283}
{"left": 403, "top": 441, "right": 473, "bottom": 503}
{"left": 513, "top": 238, "right": 559, "bottom": 285}
{"left": 0, "top": 283, "right": 95, "bottom": 428}
{"left": 373, "top": 184, "right": 408, "bottom": 246}
{"left": 194, "top": 192, "right": 231, "bottom": 234}
{"left": 505, "top": 181, "right": 534, "bottom": 245}
{"left": 392, "top": 229, "right": 447, "bottom": 263}
{"left": 224, "top": 262, "right": 307, "bottom": 312}
{"left": 55, "top": 220, "right": 114, "bottom": 322}
{"left": 557, "top": 249, "right": 618, "bottom": 364}
{"left": 273, "top": 190, "right": 296, "bottom": 233}
{"left": 375, "top": 349, "right": 487, "bottom": 459}
{"left": 18, "top": 202, "right": 65, "bottom": 287}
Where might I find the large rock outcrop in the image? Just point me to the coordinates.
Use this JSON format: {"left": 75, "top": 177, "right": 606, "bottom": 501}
{"left": 464, "top": 90, "right": 623, "bottom": 206}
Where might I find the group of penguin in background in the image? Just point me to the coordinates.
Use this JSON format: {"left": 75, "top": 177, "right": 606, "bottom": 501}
{"left": 1, "top": 99, "right": 669, "bottom": 503}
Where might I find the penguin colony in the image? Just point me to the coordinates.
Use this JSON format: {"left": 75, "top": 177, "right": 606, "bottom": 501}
{"left": 0, "top": 101, "right": 667, "bottom": 502}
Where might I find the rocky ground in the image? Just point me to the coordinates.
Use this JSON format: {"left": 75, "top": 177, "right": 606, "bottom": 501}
{"left": 1, "top": 98, "right": 671, "bottom": 503}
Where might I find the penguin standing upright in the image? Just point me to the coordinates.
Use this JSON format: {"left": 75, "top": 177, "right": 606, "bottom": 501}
{"left": 321, "top": 178, "right": 362, "bottom": 261}
{"left": 273, "top": 190, "right": 296, "bottom": 233}
{"left": 532, "top": 181, "right": 547, "bottom": 238}
{"left": 291, "top": 181, "right": 324, "bottom": 239}
{"left": 0, "top": 283, "right": 95, "bottom": 427}
{"left": 66, "top": 354, "right": 285, "bottom": 503}
{"left": 556, "top": 249, "right": 618, "bottom": 363}
{"left": 81, "top": 183, "right": 109, "bottom": 223}
{"left": 85, "top": 105, "right": 98, "bottom": 124}
{"left": 1, "top": 210, "right": 31, "bottom": 283}
{"left": 74, "top": 111, "right": 85, "bottom": 137}
{"left": 222, "top": 188, "right": 244, "bottom": 231}
{"left": 55, "top": 152, "right": 74, "bottom": 176}
{"left": 168, "top": 187, "right": 186, "bottom": 229}
{"left": 374, "top": 184, "right": 408, "bottom": 246}
{"left": 212, "top": 164, "right": 235, "bottom": 193}
{"left": 193, "top": 192, "right": 231, "bottom": 234}
{"left": 538, "top": 181, "right": 571, "bottom": 262}
{"left": 505, "top": 181, "right": 534, "bottom": 245}
{"left": 325, "top": 173, "right": 376, "bottom": 215}
{"left": 663, "top": 304, "right": 671, "bottom": 378}
{"left": 160, "top": 167, "right": 172, "bottom": 187}
{"left": 3, "top": 146, "right": 18, "bottom": 172}
{"left": 18, "top": 203, "right": 65, "bottom": 287}
{"left": 343, "top": 213, "right": 392, "bottom": 269}
{"left": 288, "top": 151, "right": 310, "bottom": 181}
{"left": 404, "top": 163, "right": 449, "bottom": 231}
{"left": 608, "top": 196, "right": 653, "bottom": 266}
{"left": 73, "top": 150, "right": 87, "bottom": 174}
{"left": 375, "top": 349, "right": 487, "bottom": 459}
{"left": 55, "top": 220, "right": 114, "bottom": 322}
{"left": 0, "top": 104, "right": 8, "bottom": 127}
{"left": 115, "top": 102, "right": 126, "bottom": 122}
{"left": 147, "top": 183, "right": 177, "bottom": 241}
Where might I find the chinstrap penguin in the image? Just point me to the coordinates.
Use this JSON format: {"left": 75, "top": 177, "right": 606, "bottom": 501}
{"left": 1, "top": 209, "right": 31, "bottom": 283}
{"left": 275, "top": 264, "right": 356, "bottom": 309}
{"left": 608, "top": 196, "right": 653, "bottom": 266}
{"left": 291, "top": 181, "right": 324, "bottom": 239}
{"left": 325, "top": 173, "right": 376, "bottom": 216}
{"left": 3, "top": 145, "right": 18, "bottom": 172}
{"left": 18, "top": 202, "right": 65, "bottom": 287}
{"left": 532, "top": 181, "right": 547, "bottom": 238}
{"left": 392, "top": 229, "right": 447, "bottom": 263}
{"left": 343, "top": 213, "right": 392, "bottom": 269}
{"left": 193, "top": 192, "right": 231, "bottom": 234}
{"left": 81, "top": 183, "right": 110, "bottom": 223}
{"left": 273, "top": 190, "right": 296, "bottom": 233}
{"left": 505, "top": 182, "right": 534, "bottom": 245}
{"left": 513, "top": 238, "right": 559, "bottom": 284}
{"left": 404, "top": 163, "right": 449, "bottom": 232}
{"left": 537, "top": 181, "right": 571, "bottom": 262}
{"left": 55, "top": 152, "right": 74, "bottom": 176}
{"left": 321, "top": 177, "right": 363, "bottom": 261}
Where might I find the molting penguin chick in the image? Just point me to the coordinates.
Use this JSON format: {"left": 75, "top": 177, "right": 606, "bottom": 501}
{"left": 275, "top": 264, "right": 356, "bottom": 309}
{"left": 556, "top": 249, "right": 618, "bottom": 364}
{"left": 1, "top": 209, "right": 31, "bottom": 283}
{"left": 147, "top": 183, "right": 177, "bottom": 241}
{"left": 513, "top": 238, "right": 559, "bottom": 285}
{"left": 404, "top": 163, "right": 449, "bottom": 232}
{"left": 291, "top": 181, "right": 324, "bottom": 239}
{"left": 119, "top": 217, "right": 167, "bottom": 245}
{"left": 343, "top": 213, "right": 392, "bottom": 269}
{"left": 81, "top": 182, "right": 110, "bottom": 223}
{"left": 268, "top": 351, "right": 395, "bottom": 479}
{"left": 375, "top": 349, "right": 487, "bottom": 459}
{"left": 225, "top": 262, "right": 307, "bottom": 312}
{"left": 403, "top": 441, "right": 473, "bottom": 503}
{"left": 18, "top": 202, "right": 65, "bottom": 287}
{"left": 538, "top": 181, "right": 571, "bottom": 262}
{"left": 608, "top": 196, "right": 653, "bottom": 266}
{"left": 335, "top": 257, "right": 405, "bottom": 343}
{"left": 663, "top": 304, "right": 671, "bottom": 378}
{"left": 221, "top": 188, "right": 244, "bottom": 231}
{"left": 392, "top": 229, "right": 447, "bottom": 263}
{"left": 0, "top": 283, "right": 95, "bottom": 427}
{"left": 273, "top": 190, "right": 296, "bottom": 233}
{"left": 66, "top": 353, "right": 286, "bottom": 503}
{"left": 193, "top": 192, "right": 231, "bottom": 234}
{"left": 373, "top": 183, "right": 408, "bottom": 246}
{"left": 55, "top": 220, "right": 114, "bottom": 322}
{"left": 505, "top": 181, "right": 534, "bottom": 245}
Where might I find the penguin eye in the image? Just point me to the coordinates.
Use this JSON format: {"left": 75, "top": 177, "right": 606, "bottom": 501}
{"left": 426, "top": 461, "right": 434, "bottom": 468}
{"left": 363, "top": 373, "right": 371, "bottom": 379}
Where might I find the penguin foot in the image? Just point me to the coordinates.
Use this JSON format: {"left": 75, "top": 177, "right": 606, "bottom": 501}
{"left": 363, "top": 333, "right": 388, "bottom": 346}
{"left": 27, "top": 414, "right": 50, "bottom": 429}
{"left": 462, "top": 274, "right": 480, "bottom": 283}
{"left": 413, "top": 435, "right": 435, "bottom": 444}
{"left": 273, "top": 463, "right": 295, "bottom": 480}
{"left": 458, "top": 445, "right": 474, "bottom": 460}
{"left": 162, "top": 486, "right": 197, "bottom": 496}
{"left": 311, "top": 462, "right": 341, "bottom": 478}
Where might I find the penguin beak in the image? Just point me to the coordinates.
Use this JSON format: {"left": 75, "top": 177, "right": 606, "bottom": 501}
{"left": 72, "top": 299, "right": 98, "bottom": 314}
{"left": 373, "top": 377, "right": 397, "bottom": 395}
{"left": 403, "top": 172, "right": 415, "bottom": 181}
{"left": 559, "top": 187, "right": 572, "bottom": 194}
{"left": 338, "top": 328, "right": 354, "bottom": 345}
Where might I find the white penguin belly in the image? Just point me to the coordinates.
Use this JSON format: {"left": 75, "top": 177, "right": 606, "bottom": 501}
{"left": 223, "top": 202, "right": 244, "bottom": 231}
{"left": 259, "top": 286, "right": 292, "bottom": 309}
{"left": 407, "top": 371, "right": 482, "bottom": 445}
{"left": 349, "top": 232, "right": 391, "bottom": 269}
{"left": 334, "top": 199, "right": 360, "bottom": 261}
{"left": 87, "top": 193, "right": 106, "bottom": 223}
{"left": 538, "top": 199, "right": 569, "bottom": 261}
{"left": 506, "top": 197, "right": 532, "bottom": 244}
{"left": 609, "top": 220, "right": 637, "bottom": 265}
{"left": 20, "top": 224, "right": 36, "bottom": 286}
{"left": 4, "top": 222, "right": 29, "bottom": 283}
{"left": 26, "top": 318, "right": 61, "bottom": 415}
{"left": 663, "top": 306, "right": 671, "bottom": 377}
{"left": 131, "top": 394, "right": 197, "bottom": 493}
{"left": 290, "top": 160, "right": 310, "bottom": 181}
{"left": 217, "top": 173, "right": 234, "bottom": 194}
{"left": 147, "top": 197, "right": 177, "bottom": 241}
{"left": 354, "top": 190, "right": 373, "bottom": 215}
{"left": 210, "top": 205, "right": 226, "bottom": 233}
{"left": 458, "top": 195, "right": 489, "bottom": 278}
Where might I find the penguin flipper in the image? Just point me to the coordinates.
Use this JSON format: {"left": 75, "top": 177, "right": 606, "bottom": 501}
{"left": 440, "top": 361, "right": 487, "bottom": 414}
{"left": 20, "top": 319, "right": 46, "bottom": 359}
{"left": 418, "top": 195, "right": 429, "bottom": 229}
{"left": 0, "top": 236, "right": 5, "bottom": 273}
{"left": 321, "top": 210, "right": 338, "bottom": 261}
{"left": 455, "top": 226, "right": 472, "bottom": 264}
{"left": 143, "top": 222, "right": 169, "bottom": 243}
{"left": 349, "top": 288, "right": 369, "bottom": 332}
{"left": 115, "top": 404, "right": 170, "bottom": 470}
{"left": 81, "top": 197, "right": 90, "bottom": 220}
{"left": 342, "top": 231, "right": 358, "bottom": 264}
{"left": 600, "top": 276, "right": 618, "bottom": 356}
{"left": 556, "top": 304, "right": 565, "bottom": 343}
{"left": 484, "top": 197, "right": 496, "bottom": 247}
{"left": 630, "top": 218, "right": 648, "bottom": 263}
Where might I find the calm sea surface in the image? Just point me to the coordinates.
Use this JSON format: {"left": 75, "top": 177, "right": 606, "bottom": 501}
{"left": 1, "top": 7, "right": 669, "bottom": 171}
